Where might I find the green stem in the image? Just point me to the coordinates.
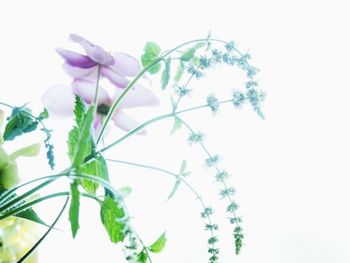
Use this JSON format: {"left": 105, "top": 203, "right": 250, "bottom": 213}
{"left": 98, "top": 99, "right": 233, "bottom": 153}
{"left": 106, "top": 158, "right": 216, "bottom": 251}
{"left": 95, "top": 38, "right": 233, "bottom": 146}
{"left": 16, "top": 197, "right": 69, "bottom": 263}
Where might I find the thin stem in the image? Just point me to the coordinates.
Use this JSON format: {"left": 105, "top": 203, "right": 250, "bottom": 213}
{"left": 0, "top": 101, "right": 13, "bottom": 108}
{"left": 16, "top": 197, "right": 69, "bottom": 263}
{"left": 93, "top": 65, "right": 102, "bottom": 118}
{"left": 98, "top": 99, "right": 234, "bottom": 153}
{"left": 106, "top": 158, "right": 216, "bottom": 252}
{"left": 96, "top": 38, "right": 232, "bottom": 145}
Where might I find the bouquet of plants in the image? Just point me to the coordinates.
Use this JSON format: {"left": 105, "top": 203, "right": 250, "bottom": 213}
{"left": 0, "top": 33, "right": 264, "bottom": 262}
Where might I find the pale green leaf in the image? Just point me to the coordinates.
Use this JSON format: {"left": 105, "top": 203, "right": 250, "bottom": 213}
{"left": 161, "top": 58, "right": 171, "bottom": 90}
{"left": 174, "top": 61, "right": 185, "bottom": 82}
{"left": 170, "top": 116, "right": 182, "bottom": 135}
{"left": 149, "top": 232, "right": 167, "bottom": 253}
{"left": 141, "top": 42, "right": 162, "bottom": 74}
{"left": 15, "top": 208, "right": 50, "bottom": 228}
{"left": 181, "top": 48, "right": 196, "bottom": 61}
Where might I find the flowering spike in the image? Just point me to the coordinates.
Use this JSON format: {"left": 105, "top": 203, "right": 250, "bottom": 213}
{"left": 207, "top": 95, "right": 219, "bottom": 113}
{"left": 205, "top": 224, "right": 219, "bottom": 231}
{"left": 227, "top": 202, "right": 239, "bottom": 213}
{"left": 208, "top": 236, "right": 219, "bottom": 245}
{"left": 215, "top": 170, "right": 230, "bottom": 182}
{"left": 232, "top": 91, "right": 246, "bottom": 108}
{"left": 205, "top": 155, "right": 220, "bottom": 167}
{"left": 234, "top": 226, "right": 244, "bottom": 255}
{"left": 201, "top": 207, "right": 214, "bottom": 218}
{"left": 175, "top": 86, "right": 191, "bottom": 97}
{"left": 188, "top": 132, "right": 204, "bottom": 144}
{"left": 220, "top": 187, "right": 236, "bottom": 198}
{"left": 224, "top": 41, "right": 236, "bottom": 52}
{"left": 229, "top": 217, "right": 242, "bottom": 224}
{"left": 199, "top": 56, "right": 212, "bottom": 69}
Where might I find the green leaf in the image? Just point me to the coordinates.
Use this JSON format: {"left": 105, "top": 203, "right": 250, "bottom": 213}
{"left": 71, "top": 106, "right": 94, "bottom": 168}
{"left": 137, "top": 250, "right": 147, "bottom": 263}
{"left": 170, "top": 116, "right": 182, "bottom": 135}
{"left": 79, "top": 155, "right": 109, "bottom": 194}
{"left": 74, "top": 95, "right": 86, "bottom": 128}
{"left": 194, "top": 42, "right": 206, "bottom": 49}
{"left": 167, "top": 160, "right": 190, "bottom": 200}
{"left": 16, "top": 208, "right": 50, "bottom": 228}
{"left": 38, "top": 108, "right": 49, "bottom": 120}
{"left": 9, "top": 143, "right": 40, "bottom": 160}
{"left": 161, "top": 58, "right": 171, "bottom": 90}
{"left": 174, "top": 61, "right": 185, "bottom": 83}
{"left": 180, "top": 48, "right": 196, "bottom": 61}
{"left": 149, "top": 232, "right": 167, "bottom": 253}
{"left": 100, "top": 196, "right": 126, "bottom": 243}
{"left": 141, "top": 42, "right": 162, "bottom": 74}
{"left": 69, "top": 182, "right": 80, "bottom": 238}
{"left": 3, "top": 107, "right": 38, "bottom": 141}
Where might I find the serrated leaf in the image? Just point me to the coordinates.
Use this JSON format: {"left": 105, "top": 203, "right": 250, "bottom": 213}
{"left": 74, "top": 95, "right": 86, "bottom": 128}
{"left": 79, "top": 155, "right": 109, "bottom": 194}
{"left": 181, "top": 48, "right": 196, "bottom": 61}
{"left": 16, "top": 208, "right": 50, "bottom": 228}
{"left": 149, "top": 232, "right": 167, "bottom": 253}
{"left": 71, "top": 106, "right": 94, "bottom": 168}
{"left": 141, "top": 42, "right": 162, "bottom": 74}
{"left": 161, "top": 58, "right": 171, "bottom": 90}
{"left": 137, "top": 250, "right": 147, "bottom": 263}
{"left": 100, "top": 196, "right": 126, "bottom": 243}
{"left": 174, "top": 61, "right": 185, "bottom": 83}
{"left": 170, "top": 116, "right": 182, "bottom": 135}
{"left": 3, "top": 107, "right": 38, "bottom": 141}
{"left": 38, "top": 108, "right": 49, "bottom": 120}
{"left": 69, "top": 182, "right": 80, "bottom": 238}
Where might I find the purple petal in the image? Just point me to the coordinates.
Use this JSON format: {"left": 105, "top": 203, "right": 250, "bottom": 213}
{"left": 62, "top": 62, "right": 98, "bottom": 80}
{"left": 72, "top": 79, "right": 110, "bottom": 105}
{"left": 113, "top": 85, "right": 160, "bottom": 109}
{"left": 101, "top": 67, "right": 129, "bottom": 88}
{"left": 112, "top": 111, "right": 146, "bottom": 135}
{"left": 69, "top": 34, "right": 114, "bottom": 65}
{"left": 56, "top": 48, "right": 96, "bottom": 68}
{"left": 41, "top": 84, "right": 75, "bottom": 117}
{"left": 108, "top": 52, "right": 141, "bottom": 77}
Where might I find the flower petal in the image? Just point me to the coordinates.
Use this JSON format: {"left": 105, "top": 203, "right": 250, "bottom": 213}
{"left": 112, "top": 111, "right": 146, "bottom": 135}
{"left": 72, "top": 79, "right": 110, "bottom": 105}
{"left": 114, "top": 85, "right": 160, "bottom": 109}
{"left": 56, "top": 48, "right": 96, "bottom": 68}
{"left": 41, "top": 84, "right": 75, "bottom": 117}
{"left": 69, "top": 34, "right": 114, "bottom": 65}
{"left": 102, "top": 67, "right": 129, "bottom": 88}
{"left": 108, "top": 52, "right": 141, "bottom": 77}
{"left": 62, "top": 62, "right": 98, "bottom": 80}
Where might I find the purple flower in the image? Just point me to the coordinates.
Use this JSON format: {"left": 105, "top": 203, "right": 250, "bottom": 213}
{"left": 42, "top": 34, "right": 160, "bottom": 136}
{"left": 42, "top": 80, "right": 160, "bottom": 135}
{"left": 56, "top": 34, "right": 142, "bottom": 88}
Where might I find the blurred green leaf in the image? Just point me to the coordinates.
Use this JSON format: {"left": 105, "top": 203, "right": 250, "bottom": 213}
{"left": 141, "top": 42, "right": 162, "bottom": 74}
{"left": 16, "top": 208, "right": 50, "bottom": 228}
{"left": 170, "top": 116, "right": 182, "bottom": 135}
{"left": 180, "top": 48, "right": 196, "bottom": 61}
{"left": 174, "top": 61, "right": 185, "bottom": 82}
{"left": 161, "top": 58, "right": 171, "bottom": 90}
{"left": 149, "top": 232, "right": 167, "bottom": 253}
{"left": 137, "top": 250, "right": 147, "bottom": 263}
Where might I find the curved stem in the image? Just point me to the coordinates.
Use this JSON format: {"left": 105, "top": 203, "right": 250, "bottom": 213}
{"left": 16, "top": 197, "right": 69, "bottom": 263}
{"left": 106, "top": 158, "right": 216, "bottom": 252}
{"left": 96, "top": 38, "right": 232, "bottom": 145}
{"left": 98, "top": 99, "right": 233, "bottom": 153}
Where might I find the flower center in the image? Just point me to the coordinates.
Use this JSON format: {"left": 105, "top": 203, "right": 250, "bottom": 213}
{"left": 97, "top": 104, "right": 110, "bottom": 116}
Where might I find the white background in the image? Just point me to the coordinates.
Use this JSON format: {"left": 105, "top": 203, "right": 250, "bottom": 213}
{"left": 1, "top": 0, "right": 350, "bottom": 262}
